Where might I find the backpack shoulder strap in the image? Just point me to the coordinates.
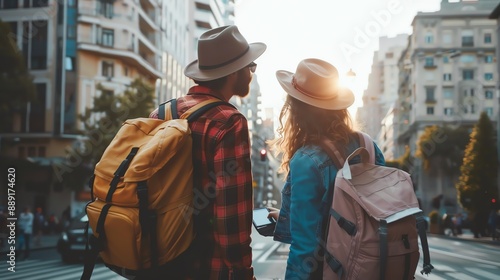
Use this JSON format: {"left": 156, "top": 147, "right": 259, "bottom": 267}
{"left": 318, "top": 138, "right": 345, "bottom": 169}
{"left": 356, "top": 131, "right": 376, "bottom": 164}
{"left": 158, "top": 99, "right": 177, "bottom": 120}
{"left": 181, "top": 99, "right": 234, "bottom": 122}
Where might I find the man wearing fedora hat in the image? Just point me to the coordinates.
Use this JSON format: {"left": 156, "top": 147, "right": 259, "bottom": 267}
{"left": 267, "top": 58, "right": 386, "bottom": 279}
{"left": 150, "top": 25, "right": 265, "bottom": 279}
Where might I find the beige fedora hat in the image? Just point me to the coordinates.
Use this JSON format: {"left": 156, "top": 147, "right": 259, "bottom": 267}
{"left": 276, "top": 58, "right": 355, "bottom": 110}
{"left": 184, "top": 25, "right": 266, "bottom": 81}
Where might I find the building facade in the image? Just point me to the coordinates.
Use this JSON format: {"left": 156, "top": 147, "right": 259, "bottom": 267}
{"left": 0, "top": 0, "right": 265, "bottom": 218}
{"left": 396, "top": 0, "right": 499, "bottom": 214}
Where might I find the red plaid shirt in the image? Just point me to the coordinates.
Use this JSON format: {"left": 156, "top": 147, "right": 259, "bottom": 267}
{"left": 150, "top": 86, "right": 254, "bottom": 280}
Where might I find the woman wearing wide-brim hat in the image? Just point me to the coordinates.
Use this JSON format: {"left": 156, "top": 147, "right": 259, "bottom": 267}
{"left": 267, "top": 58, "right": 386, "bottom": 279}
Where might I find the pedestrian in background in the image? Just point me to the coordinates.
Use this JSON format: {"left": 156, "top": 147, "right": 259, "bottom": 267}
{"left": 33, "top": 207, "right": 45, "bottom": 245}
{"left": 17, "top": 206, "right": 33, "bottom": 260}
{"left": 267, "top": 58, "right": 386, "bottom": 278}
{"left": 149, "top": 25, "right": 266, "bottom": 280}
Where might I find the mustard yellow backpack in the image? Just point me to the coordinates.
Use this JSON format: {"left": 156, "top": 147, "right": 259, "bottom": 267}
{"left": 81, "top": 99, "right": 227, "bottom": 280}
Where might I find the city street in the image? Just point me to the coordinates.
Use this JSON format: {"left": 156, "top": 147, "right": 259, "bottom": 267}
{"left": 1, "top": 228, "right": 499, "bottom": 279}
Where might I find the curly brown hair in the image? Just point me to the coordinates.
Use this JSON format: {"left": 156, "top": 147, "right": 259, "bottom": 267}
{"left": 269, "top": 95, "right": 354, "bottom": 175}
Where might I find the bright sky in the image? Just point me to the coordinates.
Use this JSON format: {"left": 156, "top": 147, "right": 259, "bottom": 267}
{"left": 234, "top": 0, "right": 441, "bottom": 118}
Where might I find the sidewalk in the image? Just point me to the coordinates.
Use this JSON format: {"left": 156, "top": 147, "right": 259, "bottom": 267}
{"left": 427, "top": 228, "right": 500, "bottom": 246}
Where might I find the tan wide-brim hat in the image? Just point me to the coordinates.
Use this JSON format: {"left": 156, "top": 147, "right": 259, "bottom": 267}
{"left": 184, "top": 25, "right": 266, "bottom": 81}
{"left": 276, "top": 58, "right": 355, "bottom": 110}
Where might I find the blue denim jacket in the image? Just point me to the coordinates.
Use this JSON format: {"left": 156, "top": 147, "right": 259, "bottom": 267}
{"left": 273, "top": 140, "right": 385, "bottom": 279}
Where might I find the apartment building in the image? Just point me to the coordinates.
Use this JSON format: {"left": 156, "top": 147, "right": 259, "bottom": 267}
{"left": 0, "top": 0, "right": 75, "bottom": 216}
{"left": 396, "top": 0, "right": 499, "bottom": 214}
{"left": 357, "top": 34, "right": 408, "bottom": 159}
{"left": 77, "top": 0, "right": 163, "bottom": 125}
{"left": 0, "top": 0, "right": 260, "bottom": 217}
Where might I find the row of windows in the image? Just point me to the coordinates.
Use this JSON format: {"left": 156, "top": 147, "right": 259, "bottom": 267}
{"left": 439, "top": 72, "right": 494, "bottom": 81}
{"left": 101, "top": 61, "right": 129, "bottom": 78}
{"left": 425, "top": 55, "right": 495, "bottom": 66}
{"left": 424, "top": 32, "right": 492, "bottom": 47}
{"left": 18, "top": 146, "right": 46, "bottom": 158}
{"left": 426, "top": 107, "right": 494, "bottom": 117}
{"left": 0, "top": 0, "right": 48, "bottom": 9}
{"left": 426, "top": 88, "right": 495, "bottom": 100}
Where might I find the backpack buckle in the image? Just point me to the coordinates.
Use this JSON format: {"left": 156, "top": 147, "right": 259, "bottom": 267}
{"left": 337, "top": 217, "right": 357, "bottom": 236}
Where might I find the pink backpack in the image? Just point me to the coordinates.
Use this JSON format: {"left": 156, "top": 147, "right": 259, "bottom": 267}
{"left": 319, "top": 132, "right": 433, "bottom": 280}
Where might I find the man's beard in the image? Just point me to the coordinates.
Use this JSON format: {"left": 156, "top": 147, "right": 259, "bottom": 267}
{"left": 233, "top": 70, "right": 251, "bottom": 98}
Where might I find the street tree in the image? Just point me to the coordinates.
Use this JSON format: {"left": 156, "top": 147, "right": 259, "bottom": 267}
{"left": 0, "top": 20, "right": 35, "bottom": 133}
{"left": 456, "top": 112, "right": 498, "bottom": 214}
{"left": 416, "top": 125, "right": 469, "bottom": 174}
{"left": 62, "top": 78, "right": 155, "bottom": 190}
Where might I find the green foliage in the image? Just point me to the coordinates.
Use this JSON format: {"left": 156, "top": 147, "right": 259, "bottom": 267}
{"left": 0, "top": 20, "right": 35, "bottom": 133}
{"left": 455, "top": 112, "right": 498, "bottom": 213}
{"left": 385, "top": 146, "right": 413, "bottom": 173}
{"left": 77, "top": 78, "right": 156, "bottom": 166}
{"left": 416, "top": 125, "right": 470, "bottom": 172}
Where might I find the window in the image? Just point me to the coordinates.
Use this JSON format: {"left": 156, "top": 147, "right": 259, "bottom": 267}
{"left": 424, "top": 57, "right": 434, "bottom": 67}
{"left": 425, "top": 87, "right": 435, "bottom": 102}
{"left": 101, "top": 29, "right": 114, "bottom": 47}
{"left": 1, "top": 0, "right": 18, "bottom": 9}
{"left": 442, "top": 32, "right": 452, "bottom": 45}
{"left": 124, "top": 67, "right": 128, "bottom": 76}
{"left": 485, "top": 107, "right": 494, "bottom": 117}
{"left": 102, "top": 61, "right": 114, "bottom": 77}
{"left": 427, "top": 107, "right": 434, "bottom": 115}
{"left": 484, "top": 73, "right": 493, "bottom": 81}
{"left": 21, "top": 83, "right": 46, "bottom": 132}
{"left": 443, "top": 56, "right": 449, "bottom": 63}
{"left": 28, "top": 20, "right": 48, "bottom": 70}
{"left": 485, "top": 55, "right": 494, "bottom": 63}
{"left": 444, "top": 108, "right": 454, "bottom": 116}
{"left": 443, "top": 73, "right": 452, "bottom": 81}
{"left": 98, "top": 0, "right": 114, "bottom": 18}
{"left": 464, "top": 88, "right": 474, "bottom": 97}
{"left": 484, "top": 33, "right": 492, "bottom": 44}
{"left": 461, "top": 30, "right": 474, "bottom": 47}
{"left": 463, "top": 70, "right": 474, "bottom": 80}
{"left": 31, "top": 0, "right": 48, "bottom": 7}
{"left": 425, "top": 33, "right": 433, "bottom": 44}
{"left": 65, "top": 57, "right": 75, "bottom": 71}
{"left": 485, "top": 90, "right": 494, "bottom": 99}
{"left": 443, "top": 88, "right": 454, "bottom": 99}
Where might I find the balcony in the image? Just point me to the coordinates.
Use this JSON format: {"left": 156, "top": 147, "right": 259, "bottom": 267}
{"left": 139, "top": 0, "right": 159, "bottom": 28}
{"left": 78, "top": 41, "right": 162, "bottom": 79}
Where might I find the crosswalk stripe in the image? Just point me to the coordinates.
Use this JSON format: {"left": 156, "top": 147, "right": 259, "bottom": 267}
{"left": 465, "top": 267, "right": 500, "bottom": 280}
{"left": 55, "top": 265, "right": 122, "bottom": 280}
{"left": 27, "top": 266, "right": 85, "bottom": 280}
{"left": 252, "top": 250, "right": 263, "bottom": 261}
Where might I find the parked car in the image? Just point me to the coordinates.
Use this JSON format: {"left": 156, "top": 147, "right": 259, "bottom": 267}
{"left": 57, "top": 212, "right": 91, "bottom": 263}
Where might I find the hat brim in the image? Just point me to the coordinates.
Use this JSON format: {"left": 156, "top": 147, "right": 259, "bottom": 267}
{"left": 184, "top": 42, "right": 267, "bottom": 81}
{"left": 276, "top": 70, "right": 355, "bottom": 110}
